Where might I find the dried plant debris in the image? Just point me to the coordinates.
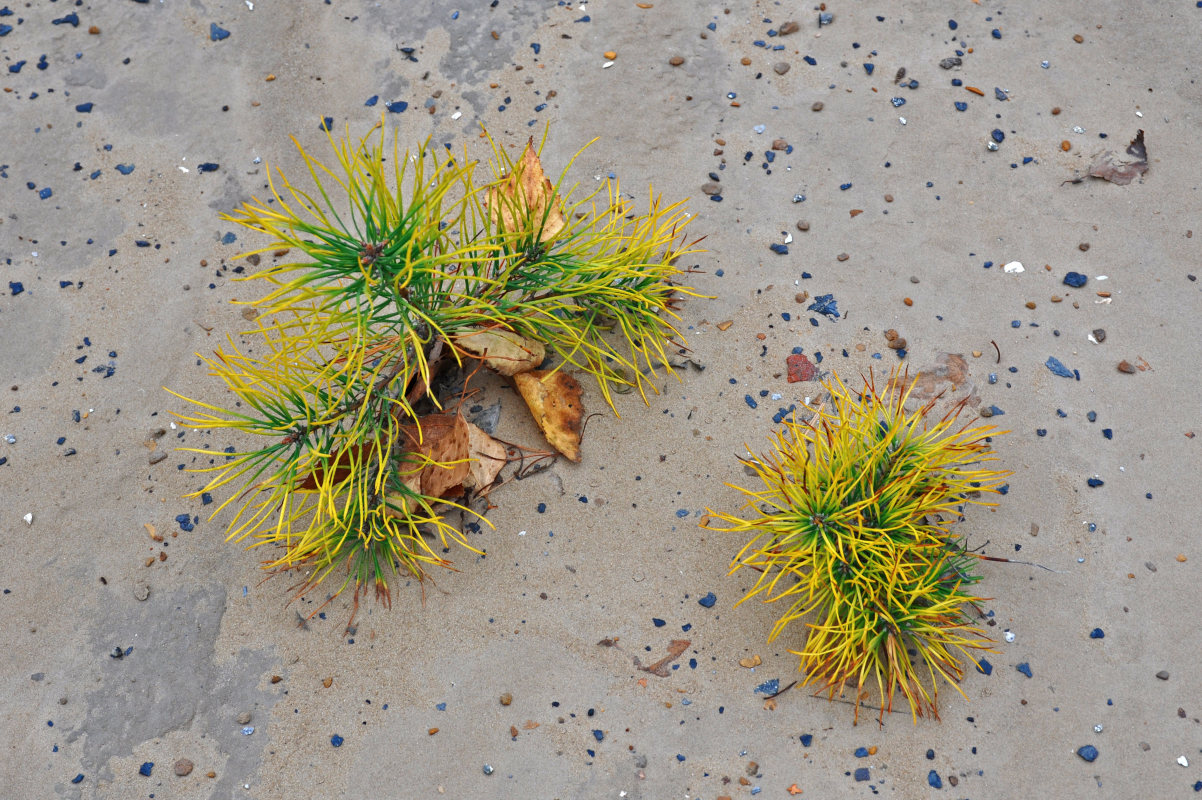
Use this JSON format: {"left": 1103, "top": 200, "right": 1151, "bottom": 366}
{"left": 1066, "top": 130, "right": 1148, "bottom": 186}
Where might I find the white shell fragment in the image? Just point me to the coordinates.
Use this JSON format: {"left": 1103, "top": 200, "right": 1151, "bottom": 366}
{"left": 1003, "top": 261, "right": 1025, "bottom": 273}
{"left": 23, "top": 513, "right": 33, "bottom": 525}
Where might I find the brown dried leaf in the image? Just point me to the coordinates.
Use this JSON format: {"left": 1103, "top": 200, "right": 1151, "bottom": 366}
{"left": 639, "top": 639, "right": 691, "bottom": 677}
{"left": 1068, "top": 130, "right": 1148, "bottom": 186}
{"left": 454, "top": 326, "right": 546, "bottom": 376}
{"left": 487, "top": 138, "right": 566, "bottom": 242}
{"left": 522, "top": 720, "right": 540, "bottom": 730}
{"left": 397, "top": 413, "right": 472, "bottom": 501}
{"left": 512, "top": 370, "right": 584, "bottom": 462}
{"left": 464, "top": 421, "right": 508, "bottom": 490}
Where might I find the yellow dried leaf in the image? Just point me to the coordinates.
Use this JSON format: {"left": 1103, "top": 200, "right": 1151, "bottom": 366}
{"left": 454, "top": 327, "right": 545, "bottom": 376}
{"left": 464, "top": 421, "right": 507, "bottom": 490}
{"left": 487, "top": 138, "right": 566, "bottom": 243}
{"left": 512, "top": 370, "right": 584, "bottom": 462}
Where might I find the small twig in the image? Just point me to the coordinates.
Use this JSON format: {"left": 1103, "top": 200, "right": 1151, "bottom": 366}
{"left": 991, "top": 339, "right": 1001, "bottom": 364}
{"left": 765, "top": 679, "right": 798, "bottom": 700}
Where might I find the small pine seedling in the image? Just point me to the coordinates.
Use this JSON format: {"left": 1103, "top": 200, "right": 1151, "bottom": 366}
{"left": 704, "top": 369, "right": 1010, "bottom": 723}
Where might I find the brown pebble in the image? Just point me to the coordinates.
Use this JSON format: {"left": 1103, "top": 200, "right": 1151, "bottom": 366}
{"left": 236, "top": 711, "right": 252, "bottom": 725}
{"left": 771, "top": 138, "right": 788, "bottom": 151}
{"left": 1051, "top": 106, "right": 1061, "bottom": 115}
{"left": 849, "top": 209, "right": 863, "bottom": 218}
{"left": 603, "top": 51, "right": 617, "bottom": 60}
{"left": 773, "top": 62, "right": 790, "bottom": 75}
{"left": 884, "top": 193, "right": 893, "bottom": 203}
{"left": 1156, "top": 670, "right": 1170, "bottom": 680}
{"left": 206, "top": 771, "right": 217, "bottom": 779}
{"left": 149, "top": 451, "right": 168, "bottom": 465}
{"left": 271, "top": 675, "right": 282, "bottom": 683}
{"left": 1092, "top": 328, "right": 1106, "bottom": 342}
{"left": 794, "top": 292, "right": 808, "bottom": 303}
{"left": 746, "top": 761, "right": 759, "bottom": 776}
{"left": 778, "top": 21, "right": 799, "bottom": 36}
{"left": 903, "top": 297, "right": 913, "bottom": 306}
{"left": 1030, "top": 523, "right": 1040, "bottom": 537}
{"left": 88, "top": 25, "right": 100, "bottom": 35}
{"left": 1025, "top": 301, "right": 1036, "bottom": 309}
{"left": 910, "top": 276, "right": 919, "bottom": 283}
{"left": 836, "top": 252, "right": 849, "bottom": 262}
{"left": 1078, "top": 242, "right": 1090, "bottom": 251}
{"left": 1179, "top": 708, "right": 1187, "bottom": 718}
{"left": 796, "top": 220, "right": 810, "bottom": 231}
{"left": 887, "top": 337, "right": 906, "bottom": 350}
{"left": 1117, "top": 360, "right": 1136, "bottom": 374}
{"left": 174, "top": 759, "right": 194, "bottom": 777}
{"left": 500, "top": 692, "right": 513, "bottom": 706}
{"left": 811, "top": 101, "right": 824, "bottom": 111}
{"left": 716, "top": 320, "right": 733, "bottom": 331}
{"left": 1178, "top": 554, "right": 1188, "bottom": 562}
{"left": 741, "top": 56, "right": 752, "bottom": 66}
{"left": 428, "top": 727, "right": 439, "bottom": 735}
{"left": 1073, "top": 33, "right": 1084, "bottom": 43}
{"left": 322, "top": 677, "right": 333, "bottom": 688}
{"left": 669, "top": 56, "right": 684, "bottom": 66}
{"left": 1139, "top": 742, "right": 1150, "bottom": 752}
{"left": 855, "top": 344, "right": 866, "bottom": 352}
{"left": 884, "top": 329, "right": 898, "bottom": 342}
{"left": 972, "top": 350, "right": 982, "bottom": 357}
{"left": 714, "top": 138, "right": 726, "bottom": 146}
{"left": 1061, "top": 140, "right": 1071, "bottom": 151}
{"left": 701, "top": 182, "right": 721, "bottom": 196}
{"left": 1050, "top": 295, "right": 1063, "bottom": 303}
{"left": 948, "top": 776, "right": 959, "bottom": 787}
{"left": 979, "top": 406, "right": 994, "bottom": 418}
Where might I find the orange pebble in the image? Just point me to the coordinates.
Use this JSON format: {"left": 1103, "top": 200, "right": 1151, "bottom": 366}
{"left": 966, "top": 86, "right": 984, "bottom": 96}
{"left": 1061, "top": 140, "right": 1071, "bottom": 151}
{"left": 603, "top": 50, "right": 617, "bottom": 60}
{"left": 903, "top": 297, "right": 913, "bottom": 306}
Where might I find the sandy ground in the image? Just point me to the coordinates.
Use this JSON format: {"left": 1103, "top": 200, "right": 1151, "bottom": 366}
{"left": 3, "top": 1, "right": 1201, "bottom": 798}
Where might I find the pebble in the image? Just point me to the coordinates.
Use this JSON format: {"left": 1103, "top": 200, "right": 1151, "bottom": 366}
{"left": 483, "top": 764, "right": 495, "bottom": 775}
{"left": 1092, "top": 328, "right": 1106, "bottom": 342}
{"left": 1117, "top": 360, "right": 1136, "bottom": 374}
{"left": 836, "top": 252, "right": 849, "bottom": 262}
{"left": 773, "top": 62, "right": 790, "bottom": 75}
{"left": 500, "top": 693, "right": 513, "bottom": 705}
{"left": 174, "top": 758, "right": 194, "bottom": 777}
{"left": 701, "top": 182, "right": 720, "bottom": 196}
{"left": 669, "top": 56, "right": 684, "bottom": 66}
{"left": 811, "top": 101, "right": 823, "bottom": 111}
{"left": 133, "top": 582, "right": 150, "bottom": 601}
{"left": 1077, "top": 745, "right": 1099, "bottom": 762}
{"left": 1078, "top": 242, "right": 1090, "bottom": 252}
{"left": 236, "top": 711, "right": 252, "bottom": 725}
{"left": 796, "top": 220, "right": 810, "bottom": 231}
{"left": 1156, "top": 670, "right": 1170, "bottom": 680}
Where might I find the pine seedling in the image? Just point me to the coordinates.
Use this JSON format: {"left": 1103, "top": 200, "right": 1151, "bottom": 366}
{"left": 704, "top": 369, "right": 1010, "bottom": 723}
{"left": 170, "top": 121, "right": 704, "bottom": 612}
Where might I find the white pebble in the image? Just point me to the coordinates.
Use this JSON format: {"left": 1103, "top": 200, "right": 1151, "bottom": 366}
{"left": 1003, "top": 261, "right": 1024, "bottom": 273}
{"left": 23, "top": 513, "right": 33, "bottom": 525}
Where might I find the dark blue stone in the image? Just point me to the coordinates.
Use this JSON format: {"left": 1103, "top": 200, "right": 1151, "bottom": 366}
{"left": 1016, "top": 662, "right": 1033, "bottom": 678}
{"left": 386, "top": 100, "right": 408, "bottom": 113}
{"left": 1087, "top": 478, "right": 1104, "bottom": 487}
{"left": 698, "top": 592, "right": 717, "bottom": 608}
{"left": 991, "top": 129, "right": 1005, "bottom": 143}
{"left": 652, "top": 618, "right": 666, "bottom": 627}
{"left": 1077, "top": 745, "right": 1098, "bottom": 762}
{"left": 854, "top": 767, "right": 870, "bottom": 782}
{"left": 197, "top": 163, "right": 219, "bottom": 172}
{"left": 864, "top": 63, "right": 874, "bottom": 74}
{"left": 75, "top": 102, "right": 93, "bottom": 113}
{"left": 800, "top": 734, "right": 813, "bottom": 747}
{"left": 330, "top": 734, "right": 343, "bottom": 747}
{"left": 769, "top": 243, "right": 788, "bottom": 255}
{"left": 1063, "top": 271, "right": 1087, "bottom": 287}
{"left": 115, "top": 164, "right": 135, "bottom": 175}
{"left": 592, "top": 729, "right": 604, "bottom": 741}
{"left": 1045, "top": 357, "right": 1073, "bottom": 378}
{"left": 948, "top": 19, "right": 958, "bottom": 30}
{"left": 1090, "top": 628, "right": 1105, "bottom": 639}
{"left": 928, "top": 770, "right": 943, "bottom": 789}
{"left": 976, "top": 658, "right": 993, "bottom": 675}
{"left": 138, "top": 762, "right": 153, "bottom": 777}
{"left": 365, "top": 95, "right": 378, "bottom": 106}
{"left": 855, "top": 747, "right": 869, "bottom": 758}
{"left": 210, "top": 23, "right": 230, "bottom": 41}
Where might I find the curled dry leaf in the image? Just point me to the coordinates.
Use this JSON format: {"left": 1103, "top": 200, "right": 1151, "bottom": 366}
{"left": 636, "top": 639, "right": 692, "bottom": 677}
{"left": 453, "top": 326, "right": 546, "bottom": 376}
{"left": 394, "top": 412, "right": 472, "bottom": 502}
{"left": 487, "top": 138, "right": 567, "bottom": 242}
{"left": 1067, "top": 130, "right": 1148, "bottom": 186}
{"left": 464, "top": 420, "right": 508, "bottom": 490}
{"left": 512, "top": 369, "right": 584, "bottom": 462}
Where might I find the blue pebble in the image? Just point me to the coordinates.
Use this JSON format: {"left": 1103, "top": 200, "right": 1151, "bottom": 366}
{"left": 201, "top": 492, "right": 213, "bottom": 505}
{"left": 951, "top": 78, "right": 962, "bottom": 86}
{"left": 72, "top": 774, "right": 84, "bottom": 784}
{"left": 115, "top": 164, "right": 135, "bottom": 175}
{"left": 769, "top": 243, "right": 788, "bottom": 255}
{"left": 531, "top": 42, "right": 541, "bottom": 54}
{"left": 139, "top": 762, "right": 154, "bottom": 777}
{"left": 754, "top": 678, "right": 780, "bottom": 696}
{"left": 890, "top": 97, "right": 906, "bottom": 107}
{"left": 926, "top": 749, "right": 936, "bottom": 760}
{"left": 675, "top": 509, "right": 689, "bottom": 518}
{"left": 863, "top": 63, "right": 874, "bottom": 75}
{"left": 319, "top": 117, "right": 334, "bottom": 132}
{"left": 8, "top": 60, "right": 25, "bottom": 72}
{"left": 839, "top": 182, "right": 852, "bottom": 190}
{"left": 992, "top": 28, "right": 1002, "bottom": 39}
{"left": 1077, "top": 745, "right": 1098, "bottom": 762}
{"left": 436, "top": 702, "right": 447, "bottom": 710}
{"left": 1011, "top": 320, "right": 1021, "bottom": 328}
{"left": 1016, "top": 662, "right": 1033, "bottom": 678}
{"left": 800, "top": 734, "right": 813, "bottom": 747}
{"left": 854, "top": 767, "right": 870, "bottom": 782}
{"left": 928, "top": 770, "right": 943, "bottom": 789}
{"left": 593, "top": 729, "right": 604, "bottom": 742}
{"left": 803, "top": 55, "right": 816, "bottom": 65}
{"left": 744, "top": 394, "right": 758, "bottom": 409}
{"left": 197, "top": 162, "right": 220, "bottom": 172}
{"left": 1063, "top": 271, "right": 1087, "bottom": 287}
{"left": 808, "top": 294, "right": 840, "bottom": 319}
{"left": 221, "top": 232, "right": 237, "bottom": 245}
{"left": 1102, "top": 429, "right": 1112, "bottom": 439}
{"left": 0, "top": 24, "right": 10, "bottom": 36}
{"left": 1087, "top": 478, "right": 1104, "bottom": 487}
{"left": 698, "top": 592, "right": 717, "bottom": 608}
{"left": 386, "top": 100, "right": 408, "bottom": 113}
{"left": 855, "top": 747, "right": 869, "bottom": 758}
{"left": 210, "top": 23, "right": 231, "bottom": 41}
{"left": 991, "top": 129, "right": 1005, "bottom": 143}
{"left": 39, "top": 187, "right": 54, "bottom": 199}
{"left": 676, "top": 754, "right": 686, "bottom": 762}
{"left": 537, "top": 502, "right": 546, "bottom": 513}
{"left": 75, "top": 102, "right": 94, "bottom": 113}
{"left": 330, "top": 734, "right": 343, "bottom": 747}
{"left": 652, "top": 618, "right": 666, "bottom": 627}
{"left": 1089, "top": 628, "right": 1105, "bottom": 639}
{"left": 954, "top": 101, "right": 968, "bottom": 111}
{"left": 11, "top": 281, "right": 26, "bottom": 296}
{"left": 994, "top": 87, "right": 1008, "bottom": 101}
{"left": 364, "top": 95, "right": 378, "bottom": 106}
{"left": 948, "top": 19, "right": 958, "bottom": 30}
{"left": 976, "top": 658, "right": 993, "bottom": 675}
{"left": 1045, "top": 357, "right": 1074, "bottom": 378}
{"left": 53, "top": 12, "right": 80, "bottom": 26}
